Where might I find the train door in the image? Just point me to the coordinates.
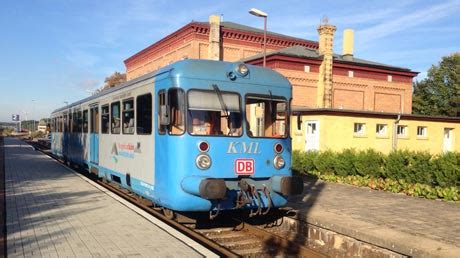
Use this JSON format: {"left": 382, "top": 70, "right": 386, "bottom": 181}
{"left": 305, "top": 120, "right": 319, "bottom": 151}
{"left": 90, "top": 106, "right": 99, "bottom": 165}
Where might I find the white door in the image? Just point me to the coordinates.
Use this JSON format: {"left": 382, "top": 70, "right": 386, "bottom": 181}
{"left": 443, "top": 128, "right": 453, "bottom": 152}
{"left": 305, "top": 121, "right": 319, "bottom": 151}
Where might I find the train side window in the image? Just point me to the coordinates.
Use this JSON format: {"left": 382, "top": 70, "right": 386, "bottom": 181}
{"left": 69, "top": 112, "right": 73, "bottom": 133}
{"left": 168, "top": 88, "right": 185, "bottom": 135}
{"left": 82, "top": 110, "right": 88, "bottom": 133}
{"left": 60, "top": 116, "right": 63, "bottom": 132}
{"left": 70, "top": 112, "right": 74, "bottom": 132}
{"left": 90, "top": 107, "right": 99, "bottom": 133}
{"left": 111, "top": 102, "right": 121, "bottom": 134}
{"left": 72, "top": 112, "right": 75, "bottom": 132}
{"left": 74, "top": 112, "right": 79, "bottom": 132}
{"left": 64, "top": 113, "right": 72, "bottom": 133}
{"left": 77, "top": 111, "right": 82, "bottom": 132}
{"left": 137, "top": 94, "right": 152, "bottom": 135}
{"left": 122, "top": 99, "right": 135, "bottom": 134}
{"left": 74, "top": 112, "right": 78, "bottom": 132}
{"left": 158, "top": 90, "right": 167, "bottom": 135}
{"left": 101, "top": 105, "right": 109, "bottom": 134}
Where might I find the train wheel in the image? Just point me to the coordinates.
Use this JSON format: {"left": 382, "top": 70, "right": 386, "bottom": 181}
{"left": 163, "top": 208, "right": 176, "bottom": 220}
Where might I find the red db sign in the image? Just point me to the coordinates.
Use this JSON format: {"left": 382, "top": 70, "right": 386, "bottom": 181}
{"left": 235, "top": 159, "right": 255, "bottom": 175}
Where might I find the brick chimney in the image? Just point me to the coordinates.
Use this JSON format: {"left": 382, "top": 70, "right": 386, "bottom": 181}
{"left": 316, "top": 19, "right": 336, "bottom": 108}
{"left": 208, "top": 15, "right": 221, "bottom": 61}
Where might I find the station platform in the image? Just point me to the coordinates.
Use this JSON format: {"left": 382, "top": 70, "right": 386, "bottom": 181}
{"left": 289, "top": 177, "right": 460, "bottom": 257}
{"left": 1, "top": 137, "right": 214, "bottom": 257}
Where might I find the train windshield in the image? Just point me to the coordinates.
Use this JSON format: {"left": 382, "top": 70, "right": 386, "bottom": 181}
{"left": 187, "top": 90, "right": 242, "bottom": 136}
{"left": 246, "top": 96, "right": 288, "bottom": 138}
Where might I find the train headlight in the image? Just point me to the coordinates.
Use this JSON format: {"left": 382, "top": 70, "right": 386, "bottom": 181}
{"left": 236, "top": 63, "right": 249, "bottom": 76}
{"left": 196, "top": 154, "right": 212, "bottom": 170}
{"left": 273, "top": 155, "right": 285, "bottom": 170}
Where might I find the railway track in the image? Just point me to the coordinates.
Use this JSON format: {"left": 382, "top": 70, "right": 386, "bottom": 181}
{"left": 28, "top": 140, "right": 326, "bottom": 257}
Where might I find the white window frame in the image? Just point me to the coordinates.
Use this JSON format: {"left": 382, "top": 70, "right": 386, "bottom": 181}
{"left": 348, "top": 70, "right": 354, "bottom": 78}
{"left": 387, "top": 75, "right": 392, "bottom": 82}
{"left": 304, "top": 65, "right": 310, "bottom": 73}
{"left": 376, "top": 124, "right": 388, "bottom": 137}
{"left": 417, "top": 126, "right": 427, "bottom": 138}
{"left": 397, "top": 125, "right": 408, "bottom": 137}
{"left": 354, "top": 123, "right": 366, "bottom": 136}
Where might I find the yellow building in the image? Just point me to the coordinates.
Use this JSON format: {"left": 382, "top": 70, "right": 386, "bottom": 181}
{"left": 291, "top": 109, "right": 459, "bottom": 154}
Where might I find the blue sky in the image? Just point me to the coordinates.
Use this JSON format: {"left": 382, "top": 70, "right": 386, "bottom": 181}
{"left": 0, "top": 0, "right": 459, "bottom": 122}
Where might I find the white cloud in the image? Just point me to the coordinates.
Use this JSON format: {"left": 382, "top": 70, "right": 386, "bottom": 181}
{"left": 358, "top": 1, "right": 460, "bottom": 43}
{"left": 65, "top": 48, "right": 100, "bottom": 68}
{"left": 76, "top": 78, "right": 100, "bottom": 91}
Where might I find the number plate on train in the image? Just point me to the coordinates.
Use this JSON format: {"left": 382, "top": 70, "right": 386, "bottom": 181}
{"left": 235, "top": 159, "right": 254, "bottom": 175}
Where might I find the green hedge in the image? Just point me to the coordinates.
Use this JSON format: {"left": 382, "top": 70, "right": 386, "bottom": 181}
{"left": 293, "top": 149, "right": 459, "bottom": 201}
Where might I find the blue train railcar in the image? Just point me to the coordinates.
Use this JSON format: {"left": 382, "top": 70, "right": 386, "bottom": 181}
{"left": 50, "top": 59, "right": 303, "bottom": 218}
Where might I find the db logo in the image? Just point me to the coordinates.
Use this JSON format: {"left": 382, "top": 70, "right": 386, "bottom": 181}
{"left": 235, "top": 159, "right": 255, "bottom": 175}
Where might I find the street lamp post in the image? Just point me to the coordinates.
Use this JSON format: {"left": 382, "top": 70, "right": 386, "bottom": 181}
{"left": 249, "top": 8, "right": 268, "bottom": 67}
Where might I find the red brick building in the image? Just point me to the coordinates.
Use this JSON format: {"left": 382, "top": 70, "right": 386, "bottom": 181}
{"left": 124, "top": 15, "right": 418, "bottom": 114}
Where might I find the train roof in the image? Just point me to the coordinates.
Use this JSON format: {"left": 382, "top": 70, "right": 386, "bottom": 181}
{"left": 52, "top": 59, "right": 291, "bottom": 114}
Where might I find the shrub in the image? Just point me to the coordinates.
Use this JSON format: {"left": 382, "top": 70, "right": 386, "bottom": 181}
{"left": 313, "top": 150, "right": 336, "bottom": 175}
{"left": 433, "top": 152, "right": 460, "bottom": 187}
{"left": 292, "top": 148, "right": 459, "bottom": 201}
{"left": 335, "top": 149, "right": 356, "bottom": 176}
{"left": 301, "top": 151, "right": 318, "bottom": 173}
{"left": 292, "top": 150, "right": 318, "bottom": 174}
{"left": 292, "top": 150, "right": 303, "bottom": 174}
{"left": 408, "top": 151, "right": 434, "bottom": 185}
{"left": 354, "top": 149, "right": 383, "bottom": 178}
{"left": 384, "top": 150, "right": 411, "bottom": 181}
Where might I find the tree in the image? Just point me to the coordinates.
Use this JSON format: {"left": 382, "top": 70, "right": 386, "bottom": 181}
{"left": 413, "top": 53, "right": 460, "bottom": 117}
{"left": 102, "top": 71, "right": 127, "bottom": 90}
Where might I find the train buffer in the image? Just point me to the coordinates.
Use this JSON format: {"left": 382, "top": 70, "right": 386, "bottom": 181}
{"left": 1, "top": 137, "right": 215, "bottom": 257}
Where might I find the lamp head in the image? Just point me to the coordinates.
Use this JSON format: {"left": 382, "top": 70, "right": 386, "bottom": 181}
{"left": 249, "top": 8, "right": 267, "bottom": 17}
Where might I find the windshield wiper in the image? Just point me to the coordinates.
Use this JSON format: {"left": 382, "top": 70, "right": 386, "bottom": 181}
{"left": 212, "top": 84, "right": 229, "bottom": 117}
{"left": 268, "top": 90, "right": 273, "bottom": 115}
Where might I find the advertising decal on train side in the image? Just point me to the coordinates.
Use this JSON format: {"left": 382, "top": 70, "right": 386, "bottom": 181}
{"left": 111, "top": 142, "right": 141, "bottom": 162}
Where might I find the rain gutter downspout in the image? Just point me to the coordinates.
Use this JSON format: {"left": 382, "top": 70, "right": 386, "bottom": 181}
{"left": 392, "top": 114, "right": 401, "bottom": 151}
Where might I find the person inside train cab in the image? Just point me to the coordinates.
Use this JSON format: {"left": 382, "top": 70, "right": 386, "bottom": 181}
{"left": 228, "top": 112, "right": 242, "bottom": 136}
{"left": 190, "top": 111, "right": 209, "bottom": 135}
{"left": 246, "top": 121, "right": 253, "bottom": 137}
{"left": 189, "top": 111, "right": 219, "bottom": 135}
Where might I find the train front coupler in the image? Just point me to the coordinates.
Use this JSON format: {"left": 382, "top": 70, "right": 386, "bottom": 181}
{"left": 235, "top": 179, "right": 273, "bottom": 217}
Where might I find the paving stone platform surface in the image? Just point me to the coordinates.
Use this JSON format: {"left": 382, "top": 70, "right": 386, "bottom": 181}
{"left": 289, "top": 177, "right": 460, "bottom": 257}
{"left": 4, "top": 137, "right": 204, "bottom": 257}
